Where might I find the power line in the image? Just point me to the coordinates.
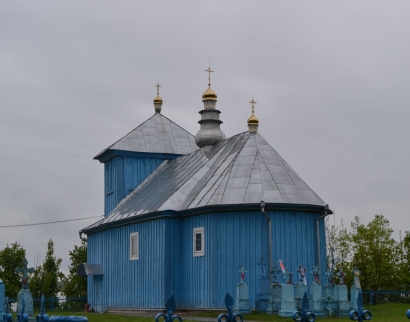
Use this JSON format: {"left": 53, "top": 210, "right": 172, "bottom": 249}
{"left": 0, "top": 215, "right": 103, "bottom": 228}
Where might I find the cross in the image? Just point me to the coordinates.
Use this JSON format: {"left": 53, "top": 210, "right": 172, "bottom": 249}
{"left": 258, "top": 257, "right": 267, "bottom": 277}
{"left": 205, "top": 67, "right": 214, "bottom": 87}
{"left": 238, "top": 265, "right": 247, "bottom": 283}
{"left": 155, "top": 83, "right": 161, "bottom": 95}
{"left": 249, "top": 98, "right": 257, "bottom": 114}
{"left": 15, "top": 259, "right": 35, "bottom": 289}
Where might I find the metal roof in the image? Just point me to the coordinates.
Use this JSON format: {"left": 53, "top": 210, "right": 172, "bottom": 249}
{"left": 84, "top": 131, "right": 327, "bottom": 231}
{"left": 77, "top": 263, "right": 104, "bottom": 276}
{"left": 94, "top": 113, "right": 198, "bottom": 159}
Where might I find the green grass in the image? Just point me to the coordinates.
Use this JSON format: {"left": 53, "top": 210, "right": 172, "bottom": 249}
{"left": 11, "top": 303, "right": 410, "bottom": 322}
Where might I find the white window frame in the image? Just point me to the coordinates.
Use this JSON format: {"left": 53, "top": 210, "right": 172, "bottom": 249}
{"left": 193, "top": 227, "right": 205, "bottom": 257}
{"left": 130, "top": 232, "right": 139, "bottom": 260}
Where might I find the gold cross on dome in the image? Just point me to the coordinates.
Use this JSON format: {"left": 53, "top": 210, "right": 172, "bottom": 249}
{"left": 249, "top": 98, "right": 257, "bottom": 114}
{"left": 155, "top": 83, "right": 161, "bottom": 95}
{"left": 205, "top": 67, "right": 214, "bottom": 87}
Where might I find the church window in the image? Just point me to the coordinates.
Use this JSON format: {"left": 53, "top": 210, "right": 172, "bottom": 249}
{"left": 193, "top": 227, "right": 204, "bottom": 257}
{"left": 130, "top": 232, "right": 139, "bottom": 260}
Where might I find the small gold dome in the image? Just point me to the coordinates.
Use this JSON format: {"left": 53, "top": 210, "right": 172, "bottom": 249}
{"left": 153, "top": 94, "right": 163, "bottom": 103}
{"left": 202, "top": 86, "right": 217, "bottom": 101}
{"left": 247, "top": 113, "right": 259, "bottom": 124}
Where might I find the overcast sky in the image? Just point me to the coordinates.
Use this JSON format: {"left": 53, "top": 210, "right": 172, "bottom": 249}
{"left": 1, "top": 1, "right": 409, "bottom": 275}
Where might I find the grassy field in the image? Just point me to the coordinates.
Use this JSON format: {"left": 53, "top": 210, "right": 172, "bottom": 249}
{"left": 13, "top": 302, "right": 410, "bottom": 322}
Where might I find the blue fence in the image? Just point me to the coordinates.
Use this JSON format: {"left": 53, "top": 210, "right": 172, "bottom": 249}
{"left": 5, "top": 297, "right": 88, "bottom": 312}
{"left": 362, "top": 290, "right": 410, "bottom": 306}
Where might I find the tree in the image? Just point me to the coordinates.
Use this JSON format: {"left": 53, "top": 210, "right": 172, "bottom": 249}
{"left": 63, "top": 241, "right": 87, "bottom": 298}
{"left": 397, "top": 231, "right": 410, "bottom": 291}
{"left": 0, "top": 242, "right": 26, "bottom": 298}
{"left": 350, "top": 215, "right": 398, "bottom": 291}
{"left": 326, "top": 219, "right": 353, "bottom": 285}
{"left": 29, "top": 239, "right": 64, "bottom": 298}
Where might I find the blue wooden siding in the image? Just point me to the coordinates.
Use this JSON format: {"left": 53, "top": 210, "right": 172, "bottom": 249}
{"left": 87, "top": 209, "right": 327, "bottom": 310}
{"left": 87, "top": 219, "right": 168, "bottom": 311}
{"left": 104, "top": 156, "right": 167, "bottom": 216}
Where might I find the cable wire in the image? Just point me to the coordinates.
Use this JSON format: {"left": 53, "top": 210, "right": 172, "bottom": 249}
{"left": 0, "top": 215, "right": 103, "bottom": 228}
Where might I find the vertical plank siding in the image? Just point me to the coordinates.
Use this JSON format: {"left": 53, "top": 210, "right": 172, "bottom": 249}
{"left": 104, "top": 156, "right": 166, "bottom": 216}
{"left": 88, "top": 219, "right": 167, "bottom": 310}
{"left": 87, "top": 209, "right": 327, "bottom": 310}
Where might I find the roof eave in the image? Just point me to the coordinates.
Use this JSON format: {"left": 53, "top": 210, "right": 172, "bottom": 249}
{"left": 81, "top": 203, "right": 330, "bottom": 235}
{"left": 93, "top": 149, "right": 184, "bottom": 163}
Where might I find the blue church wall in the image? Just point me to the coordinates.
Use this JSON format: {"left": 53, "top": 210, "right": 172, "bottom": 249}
{"left": 87, "top": 218, "right": 169, "bottom": 311}
{"left": 173, "top": 209, "right": 326, "bottom": 309}
{"left": 104, "top": 155, "right": 171, "bottom": 216}
{"left": 86, "top": 208, "right": 327, "bottom": 310}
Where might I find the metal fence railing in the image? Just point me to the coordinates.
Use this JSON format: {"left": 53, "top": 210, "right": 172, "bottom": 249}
{"left": 361, "top": 290, "right": 410, "bottom": 306}
{"left": 6, "top": 297, "right": 88, "bottom": 312}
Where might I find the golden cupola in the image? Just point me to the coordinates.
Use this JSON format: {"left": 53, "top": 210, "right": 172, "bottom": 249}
{"left": 247, "top": 98, "right": 259, "bottom": 133}
{"left": 153, "top": 83, "right": 163, "bottom": 113}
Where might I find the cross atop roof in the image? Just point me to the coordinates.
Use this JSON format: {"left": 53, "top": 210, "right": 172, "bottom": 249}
{"left": 205, "top": 67, "right": 214, "bottom": 87}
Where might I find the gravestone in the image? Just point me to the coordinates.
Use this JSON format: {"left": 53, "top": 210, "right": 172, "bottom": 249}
{"left": 16, "top": 259, "right": 35, "bottom": 320}
{"left": 323, "top": 266, "right": 336, "bottom": 315}
{"left": 0, "top": 278, "right": 4, "bottom": 320}
{"left": 278, "top": 283, "right": 295, "bottom": 317}
{"left": 266, "top": 283, "right": 281, "bottom": 314}
{"left": 255, "top": 258, "right": 270, "bottom": 312}
{"left": 350, "top": 286, "right": 361, "bottom": 310}
{"left": 309, "top": 266, "right": 324, "bottom": 316}
{"left": 350, "top": 267, "right": 362, "bottom": 310}
{"left": 295, "top": 264, "right": 307, "bottom": 308}
{"left": 234, "top": 265, "right": 251, "bottom": 313}
{"left": 334, "top": 285, "right": 349, "bottom": 315}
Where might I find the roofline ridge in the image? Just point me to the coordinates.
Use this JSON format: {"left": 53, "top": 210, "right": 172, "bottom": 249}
{"left": 93, "top": 113, "right": 159, "bottom": 159}
{"left": 188, "top": 132, "right": 249, "bottom": 207}
{"left": 217, "top": 132, "right": 254, "bottom": 204}
{"left": 255, "top": 135, "right": 327, "bottom": 205}
{"left": 279, "top": 157, "right": 327, "bottom": 205}
{"left": 158, "top": 113, "right": 195, "bottom": 138}
{"left": 94, "top": 113, "right": 197, "bottom": 159}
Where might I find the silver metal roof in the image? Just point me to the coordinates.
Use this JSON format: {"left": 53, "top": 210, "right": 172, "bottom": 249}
{"left": 85, "top": 132, "right": 326, "bottom": 231}
{"left": 94, "top": 113, "right": 198, "bottom": 158}
{"left": 77, "top": 263, "right": 104, "bottom": 276}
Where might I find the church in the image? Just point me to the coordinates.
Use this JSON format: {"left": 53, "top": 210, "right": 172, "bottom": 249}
{"left": 80, "top": 70, "right": 331, "bottom": 312}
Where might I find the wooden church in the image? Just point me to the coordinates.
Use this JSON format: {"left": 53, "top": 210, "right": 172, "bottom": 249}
{"left": 80, "top": 71, "right": 331, "bottom": 312}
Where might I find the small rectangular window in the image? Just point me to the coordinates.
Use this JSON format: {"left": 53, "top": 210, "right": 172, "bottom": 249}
{"left": 130, "top": 232, "right": 139, "bottom": 260}
{"left": 193, "top": 227, "right": 204, "bottom": 257}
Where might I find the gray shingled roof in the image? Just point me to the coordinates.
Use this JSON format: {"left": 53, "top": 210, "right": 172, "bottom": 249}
{"left": 85, "top": 131, "right": 326, "bottom": 230}
{"left": 94, "top": 113, "right": 198, "bottom": 158}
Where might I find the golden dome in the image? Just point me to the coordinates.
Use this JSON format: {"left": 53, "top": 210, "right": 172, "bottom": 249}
{"left": 153, "top": 94, "right": 163, "bottom": 103}
{"left": 247, "top": 113, "right": 259, "bottom": 124}
{"left": 202, "top": 86, "right": 217, "bottom": 101}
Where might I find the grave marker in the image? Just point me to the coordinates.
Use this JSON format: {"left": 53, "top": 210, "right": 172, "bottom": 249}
{"left": 15, "top": 259, "right": 34, "bottom": 320}
{"left": 234, "top": 265, "right": 250, "bottom": 313}
{"left": 255, "top": 258, "right": 270, "bottom": 312}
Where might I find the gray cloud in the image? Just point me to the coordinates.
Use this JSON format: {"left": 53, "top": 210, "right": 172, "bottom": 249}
{"left": 1, "top": 1, "right": 409, "bottom": 274}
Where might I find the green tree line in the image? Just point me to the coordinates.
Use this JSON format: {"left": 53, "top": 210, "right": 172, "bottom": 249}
{"left": 0, "top": 240, "right": 87, "bottom": 299}
{"left": 326, "top": 214, "right": 410, "bottom": 291}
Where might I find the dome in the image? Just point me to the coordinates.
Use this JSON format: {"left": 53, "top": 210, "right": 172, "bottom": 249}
{"left": 247, "top": 113, "right": 259, "bottom": 124}
{"left": 202, "top": 87, "right": 217, "bottom": 101}
{"left": 153, "top": 94, "right": 163, "bottom": 103}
